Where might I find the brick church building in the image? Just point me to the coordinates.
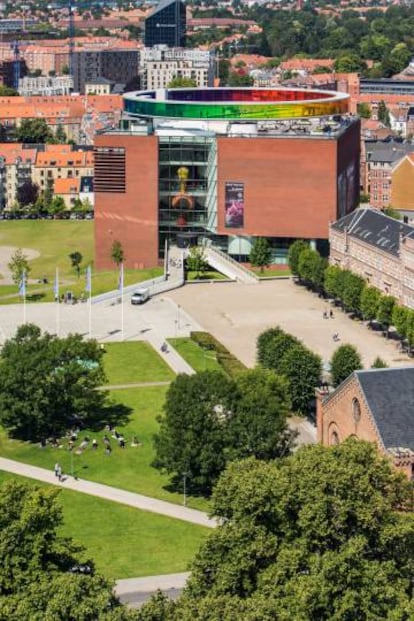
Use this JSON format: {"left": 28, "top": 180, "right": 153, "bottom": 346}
{"left": 317, "top": 367, "right": 414, "bottom": 480}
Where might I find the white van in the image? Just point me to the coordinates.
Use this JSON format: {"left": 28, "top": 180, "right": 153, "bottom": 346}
{"left": 131, "top": 288, "right": 150, "bottom": 305}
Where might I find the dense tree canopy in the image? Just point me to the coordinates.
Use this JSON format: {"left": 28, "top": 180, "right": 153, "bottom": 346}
{"left": 142, "top": 441, "right": 414, "bottom": 620}
{"left": 0, "top": 324, "right": 108, "bottom": 440}
{"left": 257, "top": 326, "right": 321, "bottom": 414}
{"left": 15, "top": 118, "right": 54, "bottom": 144}
{"left": 0, "top": 480, "right": 132, "bottom": 621}
{"left": 330, "top": 343, "right": 363, "bottom": 387}
{"left": 153, "top": 369, "right": 294, "bottom": 495}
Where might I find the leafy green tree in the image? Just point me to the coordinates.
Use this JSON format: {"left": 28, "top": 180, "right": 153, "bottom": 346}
{"left": 357, "top": 102, "right": 371, "bottom": 118}
{"left": 227, "top": 368, "right": 294, "bottom": 461}
{"left": 55, "top": 123, "right": 67, "bottom": 143}
{"left": 360, "top": 285, "right": 381, "bottom": 324}
{"left": 383, "top": 206, "right": 401, "bottom": 220}
{"left": 257, "top": 326, "right": 299, "bottom": 371}
{"left": 186, "top": 246, "right": 209, "bottom": 278}
{"left": 287, "top": 239, "right": 308, "bottom": 276}
{"left": 154, "top": 369, "right": 294, "bottom": 496}
{"left": 342, "top": 271, "right": 365, "bottom": 314}
{"left": 279, "top": 344, "right": 322, "bottom": 414}
{"left": 0, "top": 480, "right": 131, "bottom": 621}
{"left": 111, "top": 240, "right": 125, "bottom": 267}
{"left": 49, "top": 195, "right": 66, "bottom": 217}
{"left": 0, "top": 324, "right": 108, "bottom": 441}
{"left": 154, "top": 371, "right": 234, "bottom": 495}
{"left": 377, "top": 295, "right": 396, "bottom": 335}
{"left": 330, "top": 343, "right": 363, "bottom": 386}
{"left": 392, "top": 305, "right": 409, "bottom": 339}
{"left": 227, "top": 72, "right": 254, "bottom": 86}
{"left": 334, "top": 53, "right": 367, "bottom": 73}
{"left": 15, "top": 118, "right": 54, "bottom": 143}
{"left": 0, "top": 85, "right": 17, "bottom": 96}
{"left": 16, "top": 180, "right": 39, "bottom": 207}
{"left": 249, "top": 237, "right": 272, "bottom": 273}
{"left": 371, "top": 356, "right": 388, "bottom": 368}
{"left": 293, "top": 246, "right": 327, "bottom": 291}
{"left": 165, "top": 441, "right": 414, "bottom": 620}
{"left": 167, "top": 77, "right": 197, "bottom": 88}
{"left": 7, "top": 248, "right": 31, "bottom": 286}
{"left": 324, "top": 264, "right": 344, "bottom": 300}
{"left": 378, "top": 100, "right": 391, "bottom": 127}
{"left": 69, "top": 251, "right": 83, "bottom": 278}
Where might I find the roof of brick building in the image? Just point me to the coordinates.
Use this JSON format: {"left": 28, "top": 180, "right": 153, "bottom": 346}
{"left": 356, "top": 367, "right": 414, "bottom": 451}
{"left": 331, "top": 207, "right": 414, "bottom": 256}
{"left": 54, "top": 178, "right": 81, "bottom": 194}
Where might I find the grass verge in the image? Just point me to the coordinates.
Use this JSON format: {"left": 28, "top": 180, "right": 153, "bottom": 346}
{"left": 103, "top": 342, "right": 175, "bottom": 384}
{"left": 0, "top": 471, "right": 208, "bottom": 580}
{"left": 168, "top": 337, "right": 222, "bottom": 373}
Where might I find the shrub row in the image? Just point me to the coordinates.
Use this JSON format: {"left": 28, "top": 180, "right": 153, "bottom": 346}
{"left": 190, "top": 331, "right": 247, "bottom": 377}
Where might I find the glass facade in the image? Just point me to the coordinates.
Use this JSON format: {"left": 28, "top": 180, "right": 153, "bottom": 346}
{"left": 158, "top": 136, "right": 214, "bottom": 253}
{"left": 144, "top": 0, "right": 186, "bottom": 48}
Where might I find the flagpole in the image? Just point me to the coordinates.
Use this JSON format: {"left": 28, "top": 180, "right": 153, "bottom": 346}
{"left": 23, "top": 287, "right": 26, "bottom": 324}
{"left": 55, "top": 267, "right": 60, "bottom": 336}
{"left": 121, "top": 262, "right": 124, "bottom": 341}
{"left": 88, "top": 267, "right": 92, "bottom": 339}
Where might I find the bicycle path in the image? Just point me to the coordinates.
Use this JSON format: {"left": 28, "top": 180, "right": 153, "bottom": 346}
{"left": 0, "top": 457, "right": 215, "bottom": 529}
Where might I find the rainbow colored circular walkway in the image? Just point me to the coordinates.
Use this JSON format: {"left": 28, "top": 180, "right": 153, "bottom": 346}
{"left": 123, "top": 87, "right": 349, "bottom": 121}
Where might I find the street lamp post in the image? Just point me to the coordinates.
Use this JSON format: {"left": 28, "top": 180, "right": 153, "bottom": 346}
{"left": 182, "top": 471, "right": 189, "bottom": 507}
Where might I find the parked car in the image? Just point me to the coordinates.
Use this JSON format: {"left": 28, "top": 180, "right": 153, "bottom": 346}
{"left": 131, "top": 289, "right": 150, "bottom": 305}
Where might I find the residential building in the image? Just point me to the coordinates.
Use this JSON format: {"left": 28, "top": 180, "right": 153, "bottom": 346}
{"left": 94, "top": 86, "right": 359, "bottom": 270}
{"left": 33, "top": 147, "right": 94, "bottom": 196}
{"left": 145, "top": 0, "right": 186, "bottom": 48}
{"left": 0, "top": 144, "right": 36, "bottom": 209}
{"left": 18, "top": 76, "right": 73, "bottom": 96}
{"left": 329, "top": 207, "right": 414, "bottom": 308}
{"left": 72, "top": 49, "right": 139, "bottom": 94}
{"left": 0, "top": 58, "right": 26, "bottom": 88}
{"left": 85, "top": 77, "right": 113, "bottom": 95}
{"left": 0, "top": 94, "right": 123, "bottom": 144}
{"left": 139, "top": 46, "right": 215, "bottom": 89}
{"left": 316, "top": 367, "right": 414, "bottom": 480}
{"left": 363, "top": 140, "right": 414, "bottom": 209}
{"left": 392, "top": 153, "right": 414, "bottom": 216}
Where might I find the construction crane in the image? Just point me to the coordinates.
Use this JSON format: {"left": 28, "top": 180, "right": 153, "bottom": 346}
{"left": 11, "top": 40, "right": 20, "bottom": 90}
{"left": 68, "top": 0, "right": 75, "bottom": 78}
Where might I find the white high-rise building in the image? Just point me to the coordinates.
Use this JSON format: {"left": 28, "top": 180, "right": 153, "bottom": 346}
{"left": 139, "top": 46, "right": 215, "bottom": 90}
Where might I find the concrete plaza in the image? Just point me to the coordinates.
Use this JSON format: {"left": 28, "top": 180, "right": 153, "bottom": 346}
{"left": 0, "top": 279, "right": 411, "bottom": 370}
{"left": 168, "top": 280, "right": 412, "bottom": 368}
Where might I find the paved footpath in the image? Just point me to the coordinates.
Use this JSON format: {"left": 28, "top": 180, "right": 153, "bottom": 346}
{"left": 0, "top": 457, "right": 215, "bottom": 529}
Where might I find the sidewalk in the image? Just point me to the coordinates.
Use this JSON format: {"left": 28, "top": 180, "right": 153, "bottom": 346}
{"left": 0, "top": 457, "right": 215, "bottom": 529}
{"left": 145, "top": 332, "right": 195, "bottom": 375}
{"left": 116, "top": 572, "right": 190, "bottom": 596}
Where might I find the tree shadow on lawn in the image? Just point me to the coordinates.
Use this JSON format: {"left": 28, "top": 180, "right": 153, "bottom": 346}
{"left": 87, "top": 401, "right": 133, "bottom": 432}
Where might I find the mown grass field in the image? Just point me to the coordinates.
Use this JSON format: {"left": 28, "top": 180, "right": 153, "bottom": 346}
{"left": 0, "top": 471, "right": 208, "bottom": 580}
{"left": 103, "top": 341, "right": 175, "bottom": 384}
{"left": 167, "top": 337, "right": 222, "bottom": 374}
{"left": 0, "top": 385, "right": 209, "bottom": 512}
{"left": 0, "top": 221, "right": 162, "bottom": 303}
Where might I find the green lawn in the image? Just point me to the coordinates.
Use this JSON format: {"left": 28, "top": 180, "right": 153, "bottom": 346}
{"left": 103, "top": 342, "right": 175, "bottom": 384}
{"left": 0, "top": 386, "right": 209, "bottom": 512}
{"left": 0, "top": 471, "right": 208, "bottom": 580}
{"left": 0, "top": 221, "right": 163, "bottom": 303}
{"left": 168, "top": 338, "right": 222, "bottom": 374}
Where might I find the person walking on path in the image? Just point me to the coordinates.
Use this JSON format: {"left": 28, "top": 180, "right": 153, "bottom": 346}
{"left": 54, "top": 462, "right": 60, "bottom": 478}
{"left": 56, "top": 464, "right": 62, "bottom": 482}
